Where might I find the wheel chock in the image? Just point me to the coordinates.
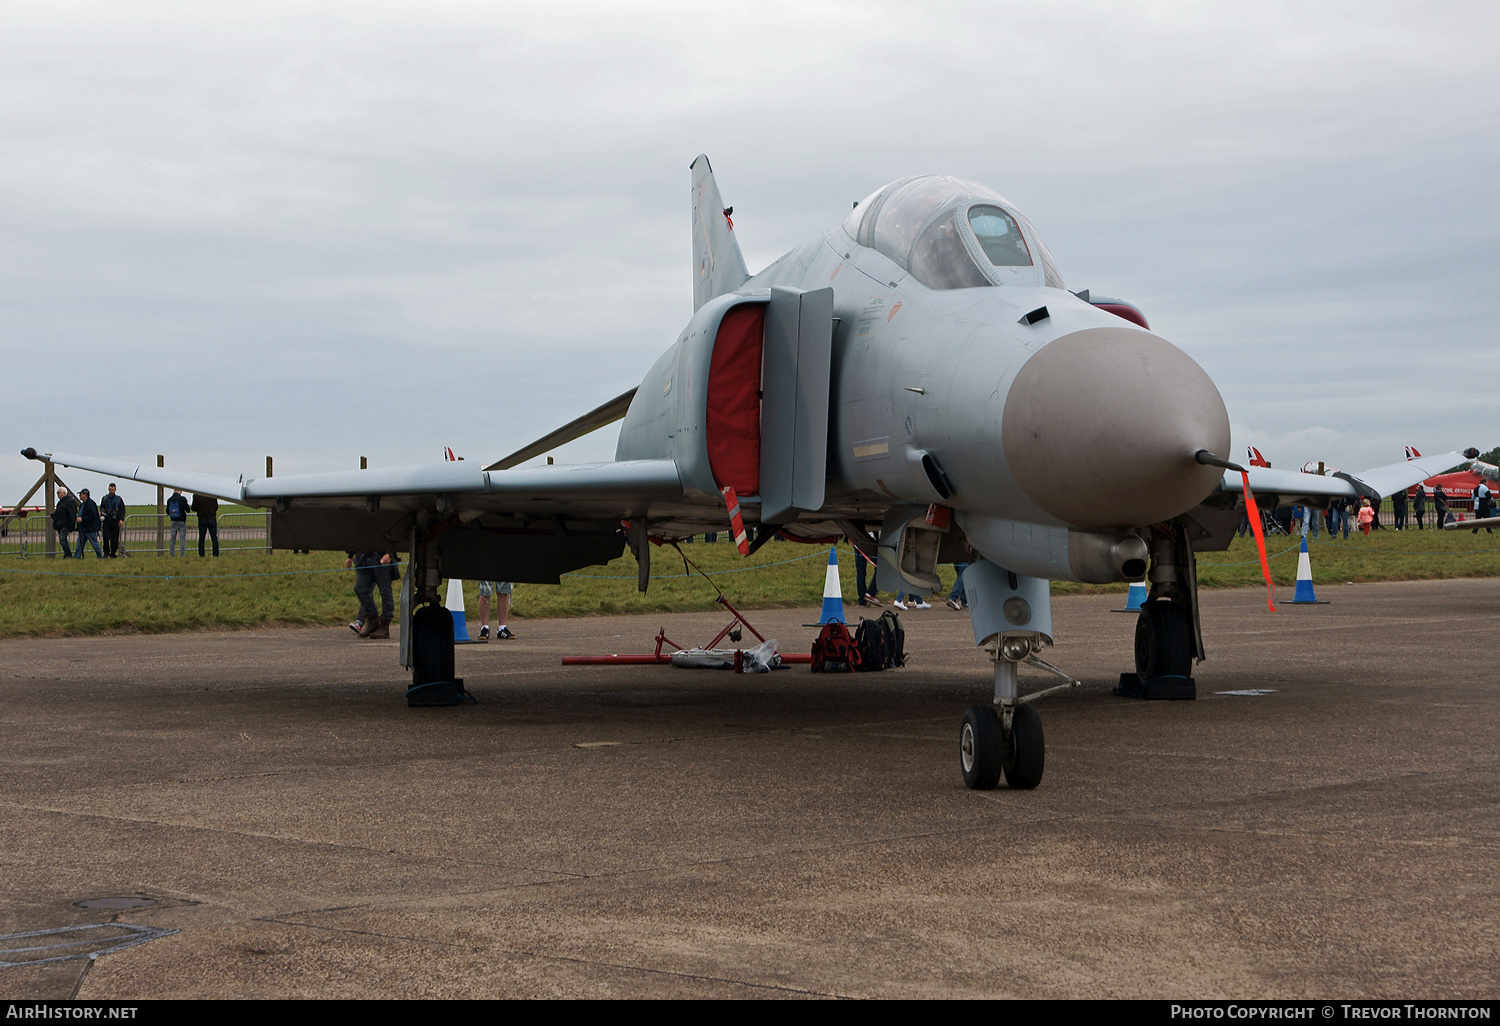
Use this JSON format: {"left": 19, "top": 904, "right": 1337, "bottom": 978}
{"left": 406, "top": 678, "right": 475, "bottom": 707}
{"left": 1114, "top": 672, "right": 1196, "bottom": 700}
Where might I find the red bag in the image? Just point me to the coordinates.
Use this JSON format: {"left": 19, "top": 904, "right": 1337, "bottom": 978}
{"left": 811, "top": 621, "right": 861, "bottom": 672}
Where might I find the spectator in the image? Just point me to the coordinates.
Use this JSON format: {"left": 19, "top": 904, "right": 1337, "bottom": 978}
{"left": 100, "top": 483, "right": 126, "bottom": 558}
{"left": 1329, "top": 497, "right": 1350, "bottom": 539}
{"left": 346, "top": 551, "right": 399, "bottom": 638}
{"left": 1413, "top": 487, "right": 1427, "bottom": 530}
{"left": 74, "top": 488, "right": 103, "bottom": 558}
{"left": 477, "top": 581, "right": 516, "bottom": 639}
{"left": 1474, "top": 481, "right": 1493, "bottom": 534}
{"left": 1392, "top": 488, "right": 1408, "bottom": 531}
{"left": 1357, "top": 497, "right": 1375, "bottom": 536}
{"left": 1434, "top": 486, "right": 1449, "bottom": 528}
{"left": 52, "top": 486, "right": 78, "bottom": 558}
{"left": 946, "top": 563, "right": 969, "bottom": 609}
{"left": 855, "top": 548, "right": 882, "bottom": 608}
{"left": 165, "top": 488, "right": 190, "bottom": 556}
{"left": 1298, "top": 504, "right": 1320, "bottom": 540}
{"left": 192, "top": 493, "right": 220, "bottom": 557}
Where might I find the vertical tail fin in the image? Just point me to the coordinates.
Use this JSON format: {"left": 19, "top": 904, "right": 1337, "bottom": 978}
{"left": 691, "top": 155, "right": 750, "bottom": 311}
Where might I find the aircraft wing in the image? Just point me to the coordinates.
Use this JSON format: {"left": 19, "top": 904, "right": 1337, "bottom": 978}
{"left": 21, "top": 447, "right": 684, "bottom": 517}
{"left": 1215, "top": 450, "right": 1470, "bottom": 506}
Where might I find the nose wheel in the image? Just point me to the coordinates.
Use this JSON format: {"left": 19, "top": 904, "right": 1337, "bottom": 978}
{"left": 960, "top": 706, "right": 1003, "bottom": 789}
{"left": 960, "top": 704, "right": 1045, "bottom": 790}
{"left": 960, "top": 635, "right": 1075, "bottom": 791}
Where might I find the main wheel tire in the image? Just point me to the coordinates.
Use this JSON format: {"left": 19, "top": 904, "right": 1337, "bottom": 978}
{"left": 411, "top": 603, "right": 456, "bottom": 687}
{"left": 1135, "top": 600, "right": 1192, "bottom": 680}
{"left": 1003, "top": 703, "right": 1045, "bottom": 789}
{"left": 959, "top": 705, "right": 1003, "bottom": 790}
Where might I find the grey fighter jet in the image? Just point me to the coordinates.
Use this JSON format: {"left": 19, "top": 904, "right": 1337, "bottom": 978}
{"left": 23, "top": 156, "right": 1469, "bottom": 790}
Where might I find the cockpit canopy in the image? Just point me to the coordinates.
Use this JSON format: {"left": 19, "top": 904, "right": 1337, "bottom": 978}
{"left": 841, "top": 175, "right": 1065, "bottom": 291}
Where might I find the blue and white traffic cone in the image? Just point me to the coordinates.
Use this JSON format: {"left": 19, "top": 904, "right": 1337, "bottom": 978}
{"left": 1113, "top": 579, "right": 1149, "bottom": 613}
{"left": 1291, "top": 538, "right": 1328, "bottom": 604}
{"left": 817, "top": 547, "right": 846, "bottom": 624}
{"left": 445, "top": 578, "right": 474, "bottom": 640}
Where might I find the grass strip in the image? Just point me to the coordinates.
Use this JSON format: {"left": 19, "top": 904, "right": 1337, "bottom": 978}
{"left": 3, "top": 528, "right": 1499, "bottom": 638}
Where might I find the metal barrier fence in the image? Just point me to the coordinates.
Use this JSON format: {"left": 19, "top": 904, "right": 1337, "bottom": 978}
{"left": 0, "top": 512, "right": 270, "bottom": 557}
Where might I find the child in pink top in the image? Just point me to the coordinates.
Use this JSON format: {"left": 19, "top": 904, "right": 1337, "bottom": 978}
{"left": 1357, "top": 497, "right": 1375, "bottom": 536}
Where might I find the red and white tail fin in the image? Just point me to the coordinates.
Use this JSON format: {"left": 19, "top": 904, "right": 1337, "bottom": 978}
{"left": 444, "top": 446, "right": 457, "bottom": 462}
{"left": 1246, "top": 446, "right": 1270, "bottom": 468}
{"left": 1405, "top": 445, "right": 1422, "bottom": 460}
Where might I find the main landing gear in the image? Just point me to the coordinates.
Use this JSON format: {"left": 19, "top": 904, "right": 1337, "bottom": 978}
{"left": 401, "top": 517, "right": 472, "bottom": 706}
{"left": 955, "top": 561, "right": 1078, "bottom": 790}
{"left": 1118, "top": 522, "right": 1201, "bottom": 700}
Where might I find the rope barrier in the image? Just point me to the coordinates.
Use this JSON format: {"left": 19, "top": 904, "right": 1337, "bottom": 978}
{"left": 1313, "top": 541, "right": 1500, "bottom": 555}
{"left": 1199, "top": 543, "right": 1302, "bottom": 567}
{"left": 0, "top": 547, "right": 830, "bottom": 581}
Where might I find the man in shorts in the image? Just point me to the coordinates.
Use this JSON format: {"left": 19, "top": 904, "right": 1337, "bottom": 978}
{"left": 477, "top": 580, "right": 515, "bottom": 639}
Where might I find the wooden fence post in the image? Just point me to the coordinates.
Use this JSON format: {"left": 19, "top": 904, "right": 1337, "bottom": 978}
{"left": 156, "top": 455, "right": 165, "bottom": 556}
{"left": 265, "top": 456, "right": 273, "bottom": 553}
{"left": 44, "top": 462, "right": 55, "bottom": 558}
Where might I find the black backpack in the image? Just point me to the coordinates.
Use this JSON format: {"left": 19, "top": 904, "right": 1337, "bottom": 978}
{"left": 878, "top": 609, "right": 906, "bottom": 667}
{"left": 854, "top": 617, "right": 891, "bottom": 671}
{"left": 811, "top": 621, "right": 860, "bottom": 673}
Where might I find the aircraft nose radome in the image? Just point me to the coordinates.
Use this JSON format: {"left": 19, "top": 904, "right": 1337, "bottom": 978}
{"left": 1001, "top": 327, "right": 1230, "bottom": 530}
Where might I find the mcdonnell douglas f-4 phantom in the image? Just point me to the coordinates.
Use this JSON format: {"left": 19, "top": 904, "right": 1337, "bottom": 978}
{"left": 23, "top": 156, "right": 1469, "bottom": 790}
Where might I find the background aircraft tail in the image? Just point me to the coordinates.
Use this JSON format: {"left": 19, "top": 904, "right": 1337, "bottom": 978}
{"left": 691, "top": 155, "right": 749, "bottom": 311}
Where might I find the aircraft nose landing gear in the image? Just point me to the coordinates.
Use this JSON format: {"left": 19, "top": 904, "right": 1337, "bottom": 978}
{"left": 955, "top": 562, "right": 1078, "bottom": 791}
{"left": 960, "top": 635, "right": 1070, "bottom": 790}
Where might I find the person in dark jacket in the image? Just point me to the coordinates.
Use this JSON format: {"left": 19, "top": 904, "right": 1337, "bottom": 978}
{"left": 100, "top": 483, "right": 126, "bottom": 557}
{"left": 1434, "top": 486, "right": 1450, "bottom": 528}
{"left": 1392, "top": 488, "right": 1408, "bottom": 530}
{"left": 52, "top": 487, "right": 78, "bottom": 558}
{"left": 1413, "top": 487, "right": 1427, "bottom": 529}
{"left": 192, "top": 493, "right": 220, "bottom": 556}
{"left": 74, "top": 488, "right": 103, "bottom": 558}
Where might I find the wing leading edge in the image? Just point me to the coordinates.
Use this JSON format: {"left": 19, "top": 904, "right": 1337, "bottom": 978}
{"left": 22, "top": 448, "right": 683, "bottom": 517}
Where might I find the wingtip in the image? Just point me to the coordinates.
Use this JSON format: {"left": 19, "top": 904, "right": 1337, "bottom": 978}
{"left": 20, "top": 447, "right": 38, "bottom": 461}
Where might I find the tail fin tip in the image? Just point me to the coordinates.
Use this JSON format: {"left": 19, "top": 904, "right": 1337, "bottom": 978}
{"left": 691, "top": 155, "right": 749, "bottom": 311}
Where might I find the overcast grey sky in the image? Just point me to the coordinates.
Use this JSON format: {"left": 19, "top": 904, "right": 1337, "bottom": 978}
{"left": 4, "top": 0, "right": 1497, "bottom": 505}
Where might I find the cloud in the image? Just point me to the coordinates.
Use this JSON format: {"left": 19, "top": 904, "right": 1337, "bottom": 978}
{"left": 2, "top": 0, "right": 1497, "bottom": 506}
